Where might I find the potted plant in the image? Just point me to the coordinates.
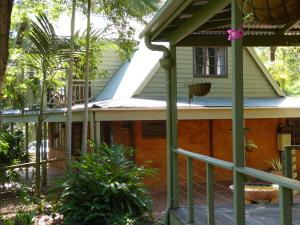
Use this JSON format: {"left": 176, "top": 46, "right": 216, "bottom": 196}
{"left": 266, "top": 158, "right": 282, "bottom": 176}
{"left": 239, "top": 0, "right": 300, "bottom": 25}
{"left": 245, "top": 139, "right": 258, "bottom": 152}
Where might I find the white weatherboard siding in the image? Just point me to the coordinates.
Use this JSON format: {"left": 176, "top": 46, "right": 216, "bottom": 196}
{"left": 92, "top": 49, "right": 123, "bottom": 96}
{"left": 137, "top": 47, "right": 279, "bottom": 99}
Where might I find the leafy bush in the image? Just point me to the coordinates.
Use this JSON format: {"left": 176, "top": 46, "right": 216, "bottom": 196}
{"left": 0, "top": 210, "right": 35, "bottom": 225}
{"left": 0, "top": 126, "right": 28, "bottom": 186}
{"left": 0, "top": 127, "right": 27, "bottom": 167}
{"left": 58, "top": 143, "right": 156, "bottom": 225}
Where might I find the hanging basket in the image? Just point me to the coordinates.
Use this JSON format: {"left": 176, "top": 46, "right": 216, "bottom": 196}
{"left": 239, "top": 0, "right": 300, "bottom": 25}
{"left": 188, "top": 82, "right": 211, "bottom": 102}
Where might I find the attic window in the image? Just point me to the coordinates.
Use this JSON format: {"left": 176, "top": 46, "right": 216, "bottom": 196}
{"left": 193, "top": 47, "right": 227, "bottom": 77}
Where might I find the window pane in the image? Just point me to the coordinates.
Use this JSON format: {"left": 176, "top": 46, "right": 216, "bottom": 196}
{"left": 207, "top": 48, "right": 215, "bottom": 75}
{"left": 194, "top": 48, "right": 204, "bottom": 75}
{"left": 208, "top": 66, "right": 215, "bottom": 75}
{"left": 216, "top": 48, "right": 226, "bottom": 75}
{"left": 193, "top": 47, "right": 226, "bottom": 77}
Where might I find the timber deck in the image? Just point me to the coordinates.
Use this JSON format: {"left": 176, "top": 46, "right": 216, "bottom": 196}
{"left": 171, "top": 204, "right": 300, "bottom": 225}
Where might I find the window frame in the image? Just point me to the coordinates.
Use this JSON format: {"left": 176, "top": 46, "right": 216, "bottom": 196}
{"left": 193, "top": 47, "right": 228, "bottom": 78}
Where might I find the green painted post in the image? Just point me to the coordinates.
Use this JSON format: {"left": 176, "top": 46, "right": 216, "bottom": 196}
{"left": 279, "top": 186, "right": 292, "bottom": 225}
{"left": 144, "top": 36, "right": 172, "bottom": 225}
{"left": 187, "top": 157, "right": 194, "bottom": 223}
{"left": 163, "top": 55, "right": 173, "bottom": 220}
{"left": 170, "top": 45, "right": 179, "bottom": 208}
{"left": 283, "top": 148, "right": 293, "bottom": 179}
{"left": 231, "top": 1, "right": 245, "bottom": 225}
{"left": 206, "top": 163, "right": 215, "bottom": 225}
{"left": 283, "top": 148, "right": 293, "bottom": 205}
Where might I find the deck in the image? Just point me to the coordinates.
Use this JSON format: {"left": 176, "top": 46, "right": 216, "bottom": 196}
{"left": 170, "top": 204, "right": 300, "bottom": 225}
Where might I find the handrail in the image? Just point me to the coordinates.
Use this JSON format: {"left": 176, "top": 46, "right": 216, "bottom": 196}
{"left": 236, "top": 166, "right": 300, "bottom": 192}
{"left": 174, "top": 148, "right": 233, "bottom": 170}
{"left": 174, "top": 146, "right": 300, "bottom": 225}
{"left": 0, "top": 158, "right": 65, "bottom": 171}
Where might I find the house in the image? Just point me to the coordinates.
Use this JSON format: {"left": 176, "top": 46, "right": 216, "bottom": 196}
{"left": 1, "top": 38, "right": 300, "bottom": 189}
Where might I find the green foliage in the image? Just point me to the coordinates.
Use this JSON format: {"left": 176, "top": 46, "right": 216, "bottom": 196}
{"left": 0, "top": 210, "right": 35, "bottom": 225}
{"left": 58, "top": 143, "right": 156, "bottom": 225}
{"left": 266, "top": 158, "right": 283, "bottom": 172}
{"left": 255, "top": 47, "right": 300, "bottom": 96}
{"left": 0, "top": 127, "right": 27, "bottom": 167}
{"left": 0, "top": 65, "right": 28, "bottom": 111}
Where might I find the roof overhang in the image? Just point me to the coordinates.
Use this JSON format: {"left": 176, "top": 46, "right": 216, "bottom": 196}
{"left": 2, "top": 97, "right": 300, "bottom": 122}
{"left": 140, "top": 0, "right": 300, "bottom": 46}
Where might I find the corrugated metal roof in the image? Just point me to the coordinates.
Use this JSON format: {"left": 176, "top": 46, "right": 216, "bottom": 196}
{"left": 140, "top": 0, "right": 300, "bottom": 44}
{"left": 95, "top": 41, "right": 165, "bottom": 101}
{"left": 91, "top": 97, "right": 300, "bottom": 109}
{"left": 2, "top": 97, "right": 300, "bottom": 116}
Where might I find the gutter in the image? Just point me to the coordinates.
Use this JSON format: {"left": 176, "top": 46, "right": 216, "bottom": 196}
{"left": 144, "top": 36, "right": 174, "bottom": 225}
{"left": 139, "top": 0, "right": 186, "bottom": 39}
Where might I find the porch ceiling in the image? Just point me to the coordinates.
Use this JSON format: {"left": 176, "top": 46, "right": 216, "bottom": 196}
{"left": 140, "top": 0, "right": 300, "bottom": 46}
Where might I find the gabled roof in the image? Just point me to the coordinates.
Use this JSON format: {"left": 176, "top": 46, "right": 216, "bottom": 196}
{"left": 95, "top": 40, "right": 165, "bottom": 101}
{"left": 140, "top": 0, "right": 300, "bottom": 46}
{"left": 246, "top": 48, "right": 285, "bottom": 97}
{"left": 95, "top": 43, "right": 284, "bottom": 100}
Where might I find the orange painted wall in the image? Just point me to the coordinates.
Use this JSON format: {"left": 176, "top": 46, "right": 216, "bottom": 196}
{"left": 48, "top": 118, "right": 300, "bottom": 187}
{"left": 134, "top": 119, "right": 282, "bottom": 187}
{"left": 134, "top": 121, "right": 167, "bottom": 187}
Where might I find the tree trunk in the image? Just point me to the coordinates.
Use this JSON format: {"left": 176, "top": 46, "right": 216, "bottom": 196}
{"left": 35, "top": 64, "right": 47, "bottom": 197}
{"left": 0, "top": 0, "right": 13, "bottom": 85}
{"left": 81, "top": 0, "right": 91, "bottom": 154}
{"left": 42, "top": 122, "right": 47, "bottom": 187}
{"left": 66, "top": 0, "right": 77, "bottom": 167}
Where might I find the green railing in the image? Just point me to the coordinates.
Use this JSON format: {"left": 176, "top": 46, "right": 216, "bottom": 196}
{"left": 173, "top": 145, "right": 300, "bottom": 225}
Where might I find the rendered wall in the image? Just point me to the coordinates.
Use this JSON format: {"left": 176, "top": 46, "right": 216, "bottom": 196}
{"left": 133, "top": 119, "right": 283, "bottom": 188}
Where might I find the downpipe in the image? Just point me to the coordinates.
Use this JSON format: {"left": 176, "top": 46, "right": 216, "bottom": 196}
{"left": 144, "top": 36, "right": 173, "bottom": 225}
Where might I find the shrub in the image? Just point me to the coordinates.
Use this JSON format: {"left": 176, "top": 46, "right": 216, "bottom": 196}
{"left": 0, "top": 127, "right": 27, "bottom": 167}
{"left": 59, "top": 143, "right": 156, "bottom": 225}
{"left": 0, "top": 210, "right": 35, "bottom": 225}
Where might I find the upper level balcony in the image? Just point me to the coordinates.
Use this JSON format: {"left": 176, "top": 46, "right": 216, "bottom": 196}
{"left": 47, "top": 79, "right": 93, "bottom": 107}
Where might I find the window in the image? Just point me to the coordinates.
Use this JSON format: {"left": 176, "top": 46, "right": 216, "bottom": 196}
{"left": 142, "top": 121, "right": 166, "bottom": 138}
{"left": 193, "top": 47, "right": 227, "bottom": 77}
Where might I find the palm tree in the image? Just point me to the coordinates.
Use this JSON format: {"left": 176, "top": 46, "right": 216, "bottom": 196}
{"left": 26, "top": 13, "right": 70, "bottom": 196}
{"left": 81, "top": 0, "right": 91, "bottom": 154}
{"left": 66, "top": 0, "right": 77, "bottom": 166}
{"left": 80, "top": 0, "right": 160, "bottom": 152}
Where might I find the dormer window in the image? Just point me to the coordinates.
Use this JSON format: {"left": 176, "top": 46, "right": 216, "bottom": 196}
{"left": 193, "top": 47, "right": 227, "bottom": 77}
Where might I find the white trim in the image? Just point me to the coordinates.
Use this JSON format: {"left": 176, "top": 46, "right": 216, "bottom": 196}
{"left": 3, "top": 107, "right": 300, "bottom": 123}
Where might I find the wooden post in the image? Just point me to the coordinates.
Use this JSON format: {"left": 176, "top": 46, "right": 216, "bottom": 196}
{"left": 231, "top": 1, "right": 245, "bottom": 224}
{"left": 25, "top": 123, "right": 29, "bottom": 180}
{"left": 42, "top": 122, "right": 47, "bottom": 187}
{"left": 187, "top": 157, "right": 194, "bottom": 223}
{"left": 206, "top": 163, "right": 215, "bottom": 225}
{"left": 95, "top": 121, "right": 101, "bottom": 146}
{"left": 170, "top": 45, "right": 179, "bottom": 208}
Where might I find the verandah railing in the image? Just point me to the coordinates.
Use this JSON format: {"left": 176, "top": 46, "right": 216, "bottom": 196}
{"left": 47, "top": 79, "right": 93, "bottom": 107}
{"left": 173, "top": 145, "right": 300, "bottom": 225}
{"left": 0, "top": 158, "right": 65, "bottom": 189}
